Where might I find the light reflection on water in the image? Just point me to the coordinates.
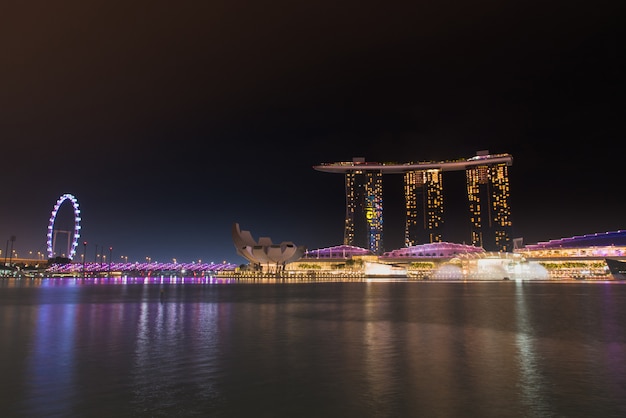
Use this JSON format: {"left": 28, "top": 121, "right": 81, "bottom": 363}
{"left": 0, "top": 278, "right": 625, "bottom": 417}
{"left": 515, "top": 281, "right": 550, "bottom": 417}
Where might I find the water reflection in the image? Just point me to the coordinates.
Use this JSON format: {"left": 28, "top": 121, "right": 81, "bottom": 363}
{"left": 131, "top": 291, "right": 225, "bottom": 415}
{"left": 0, "top": 276, "right": 237, "bottom": 288}
{"left": 599, "top": 284, "right": 626, "bottom": 411}
{"left": 362, "top": 284, "right": 398, "bottom": 415}
{"left": 26, "top": 303, "right": 77, "bottom": 417}
{"left": 1, "top": 279, "right": 625, "bottom": 417}
{"left": 514, "top": 281, "right": 550, "bottom": 416}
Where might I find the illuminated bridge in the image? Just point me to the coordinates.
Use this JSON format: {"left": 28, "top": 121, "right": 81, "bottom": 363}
{"left": 46, "top": 261, "right": 238, "bottom": 277}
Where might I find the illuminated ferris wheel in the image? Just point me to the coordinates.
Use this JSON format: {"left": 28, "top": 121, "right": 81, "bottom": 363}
{"left": 47, "top": 193, "right": 82, "bottom": 260}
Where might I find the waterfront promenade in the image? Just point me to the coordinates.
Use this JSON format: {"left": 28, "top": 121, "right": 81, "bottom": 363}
{"left": 1, "top": 253, "right": 621, "bottom": 281}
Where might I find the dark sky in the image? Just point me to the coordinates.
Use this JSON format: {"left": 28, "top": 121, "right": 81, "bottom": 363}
{"left": 1, "top": 1, "right": 624, "bottom": 264}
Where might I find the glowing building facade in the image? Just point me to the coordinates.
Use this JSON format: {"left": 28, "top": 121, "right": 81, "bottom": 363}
{"left": 345, "top": 166, "right": 384, "bottom": 254}
{"left": 466, "top": 162, "right": 513, "bottom": 251}
{"left": 314, "top": 151, "right": 513, "bottom": 253}
{"left": 404, "top": 169, "right": 444, "bottom": 246}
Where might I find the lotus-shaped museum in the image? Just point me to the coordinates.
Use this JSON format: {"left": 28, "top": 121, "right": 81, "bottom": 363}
{"left": 232, "top": 223, "right": 306, "bottom": 270}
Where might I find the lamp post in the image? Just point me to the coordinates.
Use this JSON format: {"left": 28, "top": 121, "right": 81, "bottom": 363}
{"left": 8, "top": 236, "right": 16, "bottom": 266}
{"left": 82, "top": 241, "right": 87, "bottom": 278}
{"left": 145, "top": 257, "right": 151, "bottom": 277}
{"left": 108, "top": 246, "right": 112, "bottom": 276}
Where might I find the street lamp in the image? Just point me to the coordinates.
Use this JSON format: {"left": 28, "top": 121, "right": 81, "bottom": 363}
{"left": 8, "top": 236, "right": 16, "bottom": 266}
{"left": 82, "top": 241, "right": 87, "bottom": 278}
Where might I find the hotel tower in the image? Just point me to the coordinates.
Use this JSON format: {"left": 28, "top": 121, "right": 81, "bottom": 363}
{"left": 313, "top": 150, "right": 513, "bottom": 253}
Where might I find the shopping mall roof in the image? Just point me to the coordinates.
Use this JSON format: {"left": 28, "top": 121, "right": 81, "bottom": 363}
{"left": 524, "top": 230, "right": 626, "bottom": 250}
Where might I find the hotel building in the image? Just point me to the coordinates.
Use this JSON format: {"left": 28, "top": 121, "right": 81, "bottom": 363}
{"left": 313, "top": 150, "right": 513, "bottom": 253}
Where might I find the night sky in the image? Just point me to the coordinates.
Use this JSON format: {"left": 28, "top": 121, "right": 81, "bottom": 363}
{"left": 1, "top": 1, "right": 623, "bottom": 264}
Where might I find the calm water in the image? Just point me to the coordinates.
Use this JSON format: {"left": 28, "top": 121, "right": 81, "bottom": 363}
{"left": 1, "top": 278, "right": 625, "bottom": 418}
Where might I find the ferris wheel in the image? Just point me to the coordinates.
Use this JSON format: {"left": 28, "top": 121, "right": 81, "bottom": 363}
{"left": 47, "top": 193, "right": 82, "bottom": 260}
